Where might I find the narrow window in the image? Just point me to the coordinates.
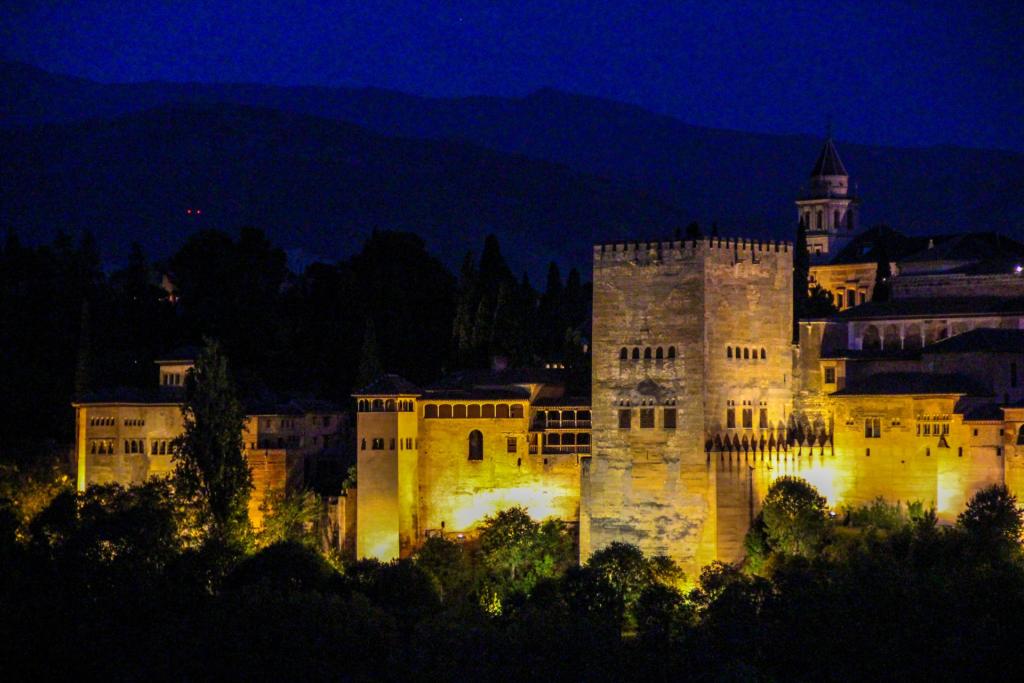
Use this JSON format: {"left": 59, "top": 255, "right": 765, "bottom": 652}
{"left": 926, "top": 448, "right": 931, "bottom": 457}
{"left": 834, "top": 209, "right": 840, "bottom": 229}
{"left": 866, "top": 448, "right": 870, "bottom": 457}
{"left": 640, "top": 408, "right": 655, "bottom": 429}
{"left": 759, "top": 408, "right": 768, "bottom": 429}
{"left": 824, "top": 367, "right": 836, "bottom": 384}
{"left": 959, "top": 447, "right": 963, "bottom": 457}
{"left": 618, "top": 409, "right": 632, "bottom": 429}
{"left": 361, "top": 439, "right": 366, "bottom": 450}
{"left": 620, "top": 347, "right": 628, "bottom": 360}
{"left": 816, "top": 211, "right": 823, "bottom": 231}
{"left": 728, "top": 347, "right": 733, "bottom": 359}
{"left": 389, "top": 438, "right": 395, "bottom": 450}
{"left": 743, "top": 348, "right": 749, "bottom": 359}
{"left": 760, "top": 348, "right": 766, "bottom": 359}
{"left": 727, "top": 408, "right": 736, "bottom": 429}
{"left": 632, "top": 348, "right": 640, "bottom": 360}
{"left": 865, "top": 418, "right": 880, "bottom": 438}
{"left": 667, "top": 346, "right": 676, "bottom": 359}
{"left": 644, "top": 347, "right": 652, "bottom": 359}
{"left": 664, "top": 408, "right": 677, "bottom": 429}
{"left": 125, "top": 440, "right": 130, "bottom": 454}
{"left": 924, "top": 424, "right": 931, "bottom": 436}
{"left": 997, "top": 447, "right": 1003, "bottom": 457}
{"left": 152, "top": 441, "right": 158, "bottom": 455}
{"left": 517, "top": 458, "right": 521, "bottom": 467}
{"left": 160, "top": 441, "right": 167, "bottom": 455}
{"left": 742, "top": 409, "right": 753, "bottom": 429}
{"left": 656, "top": 347, "right": 663, "bottom": 359}
{"left": 91, "top": 441, "right": 97, "bottom": 454}
{"left": 507, "top": 437, "right": 517, "bottom": 453}
{"left": 469, "top": 430, "right": 483, "bottom": 460}
{"left": 836, "top": 292, "right": 845, "bottom": 309}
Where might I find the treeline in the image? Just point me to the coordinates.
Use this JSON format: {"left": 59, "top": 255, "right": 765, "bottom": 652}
{"left": 0, "top": 227, "right": 591, "bottom": 446}
{"left": 5, "top": 461, "right": 1024, "bottom": 681}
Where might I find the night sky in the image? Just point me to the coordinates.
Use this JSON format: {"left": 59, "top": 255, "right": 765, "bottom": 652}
{"left": 2, "top": 1, "right": 1022, "bottom": 153}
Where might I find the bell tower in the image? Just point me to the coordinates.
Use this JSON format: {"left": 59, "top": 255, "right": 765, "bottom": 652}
{"left": 796, "top": 136, "right": 861, "bottom": 264}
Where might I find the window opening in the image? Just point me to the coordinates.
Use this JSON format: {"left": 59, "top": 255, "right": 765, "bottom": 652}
{"left": 469, "top": 430, "right": 484, "bottom": 460}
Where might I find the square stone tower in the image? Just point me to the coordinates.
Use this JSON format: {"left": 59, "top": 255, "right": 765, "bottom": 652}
{"left": 583, "top": 237, "right": 793, "bottom": 576}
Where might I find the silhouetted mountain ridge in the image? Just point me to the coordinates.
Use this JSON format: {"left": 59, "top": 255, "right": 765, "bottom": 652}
{"left": 0, "top": 100, "right": 684, "bottom": 274}
{"left": 2, "top": 60, "right": 1022, "bottom": 267}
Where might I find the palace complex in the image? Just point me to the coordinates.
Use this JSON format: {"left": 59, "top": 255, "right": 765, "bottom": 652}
{"left": 74, "top": 138, "right": 1024, "bottom": 576}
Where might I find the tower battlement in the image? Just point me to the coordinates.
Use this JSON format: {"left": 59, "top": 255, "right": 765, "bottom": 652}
{"left": 594, "top": 237, "right": 791, "bottom": 264}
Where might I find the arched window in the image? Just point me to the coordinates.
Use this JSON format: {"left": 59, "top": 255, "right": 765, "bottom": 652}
{"left": 656, "top": 347, "right": 663, "bottom": 359}
{"left": 883, "top": 325, "right": 901, "bottom": 350}
{"left": 904, "top": 324, "right": 923, "bottom": 351}
{"left": 385, "top": 399, "right": 395, "bottom": 412}
{"left": 743, "top": 348, "right": 749, "bottom": 359}
{"left": 510, "top": 405, "right": 524, "bottom": 419}
{"left": 497, "top": 404, "right": 510, "bottom": 419}
{"left": 834, "top": 210, "right": 840, "bottom": 229}
{"left": 644, "top": 347, "right": 652, "bottom": 359}
{"left": 482, "top": 404, "right": 495, "bottom": 418}
{"left": 454, "top": 404, "right": 467, "bottom": 419}
{"left": 667, "top": 346, "right": 676, "bottom": 359}
{"left": 152, "top": 441, "right": 158, "bottom": 455}
{"left": 816, "top": 211, "right": 823, "bottom": 231}
{"left": 632, "top": 348, "right": 640, "bottom": 360}
{"left": 361, "top": 438, "right": 367, "bottom": 450}
{"left": 620, "top": 347, "right": 628, "bottom": 360}
{"left": 1018, "top": 424, "right": 1024, "bottom": 446}
{"left": 760, "top": 348, "right": 766, "bottom": 359}
{"left": 124, "top": 440, "right": 130, "bottom": 454}
{"left": 372, "top": 399, "right": 384, "bottom": 411}
{"left": 862, "top": 325, "right": 881, "bottom": 351}
{"left": 728, "top": 347, "right": 733, "bottom": 359}
{"left": 467, "top": 404, "right": 481, "bottom": 419}
{"left": 469, "top": 430, "right": 483, "bottom": 460}
{"left": 424, "top": 404, "right": 438, "bottom": 419}
{"left": 439, "top": 405, "right": 453, "bottom": 419}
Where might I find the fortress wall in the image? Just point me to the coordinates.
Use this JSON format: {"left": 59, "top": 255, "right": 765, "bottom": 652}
{"left": 588, "top": 240, "right": 713, "bottom": 576}
{"left": 416, "top": 407, "right": 579, "bottom": 539}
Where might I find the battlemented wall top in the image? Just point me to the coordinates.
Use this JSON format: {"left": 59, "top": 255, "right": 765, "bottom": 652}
{"left": 593, "top": 236, "right": 792, "bottom": 261}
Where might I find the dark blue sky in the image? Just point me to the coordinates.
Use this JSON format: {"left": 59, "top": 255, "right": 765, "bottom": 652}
{"left": 2, "top": 1, "right": 1023, "bottom": 152}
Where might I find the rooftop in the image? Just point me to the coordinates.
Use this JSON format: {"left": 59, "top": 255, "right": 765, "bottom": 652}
{"left": 921, "top": 328, "right": 1024, "bottom": 355}
{"left": 809, "top": 138, "right": 848, "bottom": 177}
{"left": 831, "top": 372, "right": 991, "bottom": 397}
{"left": 352, "top": 374, "right": 423, "bottom": 397}
{"left": 832, "top": 296, "right": 1024, "bottom": 321}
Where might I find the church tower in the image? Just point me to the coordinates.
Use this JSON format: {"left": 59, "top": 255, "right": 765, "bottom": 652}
{"left": 796, "top": 137, "right": 860, "bottom": 264}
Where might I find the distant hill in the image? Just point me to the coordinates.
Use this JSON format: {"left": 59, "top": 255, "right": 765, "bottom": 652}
{"left": 0, "top": 102, "right": 684, "bottom": 275}
{"left": 2, "top": 60, "right": 1023, "bottom": 266}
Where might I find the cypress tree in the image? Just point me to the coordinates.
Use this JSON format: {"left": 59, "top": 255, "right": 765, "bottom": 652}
{"left": 793, "top": 215, "right": 811, "bottom": 342}
{"left": 356, "top": 318, "right": 384, "bottom": 390}
{"left": 871, "top": 231, "right": 892, "bottom": 302}
{"left": 172, "top": 339, "right": 252, "bottom": 543}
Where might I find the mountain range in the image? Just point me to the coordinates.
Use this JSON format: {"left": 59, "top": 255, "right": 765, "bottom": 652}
{"left": 2, "top": 60, "right": 1022, "bottom": 275}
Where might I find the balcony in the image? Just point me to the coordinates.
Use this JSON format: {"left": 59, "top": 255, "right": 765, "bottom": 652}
{"left": 541, "top": 445, "right": 591, "bottom": 455}
{"left": 532, "top": 419, "right": 592, "bottom": 430}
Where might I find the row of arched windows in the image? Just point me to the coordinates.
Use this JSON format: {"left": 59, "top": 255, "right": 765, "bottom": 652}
{"left": 620, "top": 346, "right": 677, "bottom": 360}
{"left": 90, "top": 417, "right": 116, "bottom": 427}
{"left": 727, "top": 347, "right": 766, "bottom": 360}
{"left": 357, "top": 399, "right": 415, "bottom": 412}
{"left": 124, "top": 418, "right": 145, "bottom": 427}
{"left": 89, "top": 439, "right": 116, "bottom": 454}
{"left": 151, "top": 440, "right": 171, "bottom": 455}
{"left": 424, "top": 404, "right": 524, "bottom": 419}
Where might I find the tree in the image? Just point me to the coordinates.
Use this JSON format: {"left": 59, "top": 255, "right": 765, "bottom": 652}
{"left": 172, "top": 339, "right": 252, "bottom": 542}
{"left": 958, "top": 484, "right": 1023, "bottom": 549}
{"left": 793, "top": 215, "right": 811, "bottom": 341}
{"left": 478, "top": 507, "right": 574, "bottom": 601}
{"left": 871, "top": 232, "right": 892, "bottom": 302}
{"left": 759, "top": 476, "right": 831, "bottom": 558}
{"left": 355, "top": 317, "right": 384, "bottom": 390}
{"left": 805, "top": 284, "right": 840, "bottom": 318}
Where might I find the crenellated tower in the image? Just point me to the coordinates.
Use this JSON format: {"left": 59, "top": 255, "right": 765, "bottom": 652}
{"left": 583, "top": 237, "right": 794, "bottom": 576}
{"left": 797, "top": 137, "right": 861, "bottom": 264}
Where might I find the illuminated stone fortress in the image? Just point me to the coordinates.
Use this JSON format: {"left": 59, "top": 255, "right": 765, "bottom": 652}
{"left": 355, "top": 138, "right": 1024, "bottom": 578}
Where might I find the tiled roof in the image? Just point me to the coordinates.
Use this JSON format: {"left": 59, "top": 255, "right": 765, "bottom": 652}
{"left": 831, "top": 372, "right": 991, "bottom": 397}
{"left": 825, "top": 226, "right": 931, "bottom": 266}
{"left": 421, "top": 387, "right": 531, "bottom": 402}
{"left": 921, "top": 328, "right": 1024, "bottom": 355}
{"left": 155, "top": 346, "right": 201, "bottom": 363}
{"left": 963, "top": 404, "right": 1007, "bottom": 423}
{"left": 809, "top": 138, "right": 848, "bottom": 177}
{"left": 831, "top": 296, "right": 1024, "bottom": 321}
{"left": 425, "top": 367, "right": 564, "bottom": 391}
{"left": 352, "top": 374, "right": 422, "bottom": 397}
{"left": 898, "top": 232, "right": 1024, "bottom": 266}
{"left": 74, "top": 387, "right": 177, "bottom": 405}
{"left": 532, "top": 396, "right": 592, "bottom": 408}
